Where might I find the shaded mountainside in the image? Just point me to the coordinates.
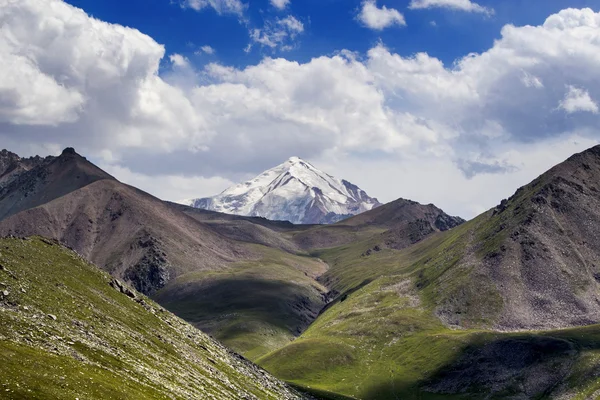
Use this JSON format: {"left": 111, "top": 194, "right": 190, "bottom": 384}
{"left": 186, "top": 157, "right": 382, "bottom": 224}
{"left": 0, "top": 237, "right": 308, "bottom": 399}
{"left": 257, "top": 144, "right": 600, "bottom": 399}
{"left": 0, "top": 149, "right": 47, "bottom": 188}
{"left": 153, "top": 247, "right": 329, "bottom": 360}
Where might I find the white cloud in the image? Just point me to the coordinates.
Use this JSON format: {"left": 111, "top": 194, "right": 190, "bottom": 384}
{"left": 278, "top": 15, "right": 304, "bottom": 33}
{"left": 2, "top": 2, "right": 600, "bottom": 218}
{"left": 409, "top": 0, "right": 494, "bottom": 15}
{"left": 197, "top": 45, "right": 216, "bottom": 55}
{"left": 249, "top": 16, "right": 304, "bottom": 51}
{"left": 180, "top": 0, "right": 246, "bottom": 16}
{"left": 270, "top": 0, "right": 290, "bottom": 10}
{"left": 358, "top": 0, "right": 406, "bottom": 30}
{"left": 521, "top": 71, "right": 544, "bottom": 88}
{"left": 100, "top": 164, "right": 234, "bottom": 203}
{"left": 169, "top": 54, "right": 191, "bottom": 68}
{"left": 560, "top": 85, "right": 598, "bottom": 114}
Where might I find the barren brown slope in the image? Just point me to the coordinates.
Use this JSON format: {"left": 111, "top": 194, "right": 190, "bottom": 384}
{"left": 291, "top": 198, "right": 464, "bottom": 251}
{"left": 0, "top": 178, "right": 253, "bottom": 294}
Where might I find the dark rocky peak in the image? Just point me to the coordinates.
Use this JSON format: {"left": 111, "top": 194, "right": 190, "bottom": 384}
{"left": 62, "top": 147, "right": 77, "bottom": 155}
{"left": 0, "top": 150, "right": 21, "bottom": 176}
{"left": 58, "top": 147, "right": 86, "bottom": 163}
{"left": 0, "top": 149, "right": 19, "bottom": 159}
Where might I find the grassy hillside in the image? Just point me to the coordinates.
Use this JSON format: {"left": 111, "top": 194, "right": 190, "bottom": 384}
{"left": 259, "top": 271, "right": 600, "bottom": 399}
{"left": 0, "top": 236, "right": 307, "bottom": 399}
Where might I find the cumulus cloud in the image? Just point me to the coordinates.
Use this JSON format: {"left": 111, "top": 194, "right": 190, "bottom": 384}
{"left": 560, "top": 86, "right": 598, "bottom": 114}
{"left": 248, "top": 16, "right": 304, "bottom": 51}
{"left": 196, "top": 45, "right": 216, "bottom": 55}
{"left": 2, "top": 2, "right": 600, "bottom": 218}
{"left": 358, "top": 0, "right": 406, "bottom": 30}
{"left": 270, "top": 0, "right": 290, "bottom": 10}
{"left": 409, "top": 0, "right": 493, "bottom": 15}
{"left": 0, "top": 0, "right": 207, "bottom": 152}
{"left": 180, "top": 0, "right": 246, "bottom": 16}
{"left": 100, "top": 164, "right": 234, "bottom": 203}
{"left": 169, "top": 54, "right": 191, "bottom": 68}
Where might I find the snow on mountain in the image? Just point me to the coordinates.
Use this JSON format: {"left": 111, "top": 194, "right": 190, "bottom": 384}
{"left": 183, "top": 157, "right": 382, "bottom": 224}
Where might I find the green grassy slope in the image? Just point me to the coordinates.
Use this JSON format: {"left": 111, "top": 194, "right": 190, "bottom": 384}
{"left": 0, "top": 236, "right": 307, "bottom": 399}
{"left": 154, "top": 245, "right": 329, "bottom": 360}
{"left": 259, "top": 270, "right": 600, "bottom": 399}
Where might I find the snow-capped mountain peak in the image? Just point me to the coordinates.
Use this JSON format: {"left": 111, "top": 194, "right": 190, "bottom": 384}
{"left": 184, "top": 157, "right": 381, "bottom": 224}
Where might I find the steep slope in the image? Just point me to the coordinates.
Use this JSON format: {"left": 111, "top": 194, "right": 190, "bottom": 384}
{"left": 0, "top": 236, "right": 308, "bottom": 399}
{"left": 186, "top": 157, "right": 381, "bottom": 224}
{"left": 0, "top": 178, "right": 250, "bottom": 295}
{"left": 258, "top": 144, "right": 600, "bottom": 399}
{"left": 303, "top": 144, "right": 600, "bottom": 331}
{"left": 443, "top": 143, "right": 600, "bottom": 330}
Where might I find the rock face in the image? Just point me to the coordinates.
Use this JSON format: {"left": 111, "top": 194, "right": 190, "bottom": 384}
{"left": 185, "top": 157, "right": 382, "bottom": 224}
{"left": 124, "top": 236, "right": 171, "bottom": 295}
{"left": 0, "top": 149, "right": 48, "bottom": 188}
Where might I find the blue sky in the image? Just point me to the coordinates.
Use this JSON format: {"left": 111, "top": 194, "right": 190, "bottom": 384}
{"left": 1, "top": 0, "right": 600, "bottom": 219}
{"left": 64, "top": 0, "right": 596, "bottom": 70}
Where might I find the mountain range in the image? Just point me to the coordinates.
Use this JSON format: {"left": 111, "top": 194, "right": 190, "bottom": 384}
{"left": 184, "top": 156, "right": 382, "bottom": 224}
{"left": 3, "top": 144, "right": 600, "bottom": 399}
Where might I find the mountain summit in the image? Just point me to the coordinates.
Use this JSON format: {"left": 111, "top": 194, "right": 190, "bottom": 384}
{"left": 185, "top": 157, "right": 382, "bottom": 224}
